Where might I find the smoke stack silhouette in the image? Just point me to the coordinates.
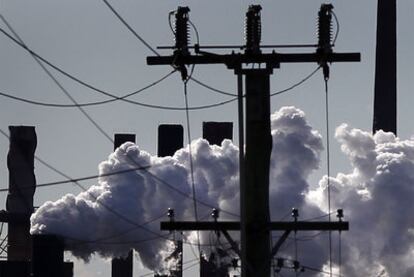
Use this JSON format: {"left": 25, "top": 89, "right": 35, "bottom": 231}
{"left": 373, "top": 0, "right": 397, "bottom": 134}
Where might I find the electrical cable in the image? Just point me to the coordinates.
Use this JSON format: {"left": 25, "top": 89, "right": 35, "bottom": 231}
{"left": 183, "top": 80, "right": 201, "bottom": 256}
{"left": 0, "top": 127, "right": 238, "bottom": 219}
{"left": 0, "top": 129, "right": 178, "bottom": 244}
{"left": 0, "top": 25, "right": 320, "bottom": 110}
{"left": 101, "top": 0, "right": 159, "bottom": 57}
{"left": 190, "top": 76, "right": 237, "bottom": 97}
{"left": 324, "top": 76, "right": 333, "bottom": 277}
{"left": 331, "top": 11, "right": 340, "bottom": 46}
{"left": 67, "top": 212, "right": 167, "bottom": 246}
{"left": 101, "top": 0, "right": 237, "bottom": 101}
{"left": 302, "top": 211, "right": 334, "bottom": 222}
{"left": 0, "top": 18, "right": 239, "bottom": 216}
{"left": 138, "top": 258, "right": 200, "bottom": 277}
{"left": 0, "top": 71, "right": 176, "bottom": 108}
{"left": 276, "top": 256, "right": 342, "bottom": 277}
{"left": 0, "top": 166, "right": 150, "bottom": 192}
{"left": 0, "top": 25, "right": 237, "bottom": 111}
{"left": 271, "top": 66, "right": 321, "bottom": 96}
{"left": 0, "top": 126, "right": 239, "bottom": 249}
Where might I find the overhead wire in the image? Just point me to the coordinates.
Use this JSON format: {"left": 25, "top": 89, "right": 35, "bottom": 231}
{"left": 0, "top": 128, "right": 193, "bottom": 246}
{"left": 0, "top": 166, "right": 150, "bottom": 192}
{"left": 2, "top": 5, "right": 339, "bottom": 272}
{"left": 100, "top": 0, "right": 236, "bottom": 99}
{"left": 0, "top": 25, "right": 236, "bottom": 111}
{"left": 180, "top": 13, "right": 202, "bottom": 257}
{"left": 0, "top": 22, "right": 320, "bottom": 110}
{"left": 101, "top": 0, "right": 159, "bottom": 57}
{"left": 324, "top": 75, "right": 333, "bottom": 277}
{"left": 0, "top": 17, "right": 240, "bottom": 217}
{"left": 275, "top": 256, "right": 342, "bottom": 277}
{"left": 0, "top": 71, "right": 176, "bottom": 108}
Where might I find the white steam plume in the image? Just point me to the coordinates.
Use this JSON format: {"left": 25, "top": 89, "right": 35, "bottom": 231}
{"left": 307, "top": 125, "right": 414, "bottom": 277}
{"left": 30, "top": 106, "right": 323, "bottom": 272}
{"left": 32, "top": 106, "right": 414, "bottom": 276}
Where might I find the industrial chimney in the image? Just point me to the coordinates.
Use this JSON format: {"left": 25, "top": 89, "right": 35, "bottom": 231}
{"left": 373, "top": 0, "right": 397, "bottom": 134}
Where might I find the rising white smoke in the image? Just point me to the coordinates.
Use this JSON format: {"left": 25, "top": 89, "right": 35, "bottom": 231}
{"left": 31, "top": 106, "right": 414, "bottom": 276}
{"left": 30, "top": 106, "right": 323, "bottom": 272}
{"left": 306, "top": 124, "right": 414, "bottom": 277}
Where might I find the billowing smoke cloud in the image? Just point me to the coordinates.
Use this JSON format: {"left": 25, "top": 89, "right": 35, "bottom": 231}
{"left": 31, "top": 106, "right": 322, "bottom": 272}
{"left": 31, "top": 106, "right": 414, "bottom": 276}
{"left": 306, "top": 125, "right": 414, "bottom": 277}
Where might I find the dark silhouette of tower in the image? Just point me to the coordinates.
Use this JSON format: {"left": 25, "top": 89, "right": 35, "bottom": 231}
{"left": 373, "top": 0, "right": 397, "bottom": 134}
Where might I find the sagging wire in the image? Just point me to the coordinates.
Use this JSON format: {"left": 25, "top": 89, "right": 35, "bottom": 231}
{"left": 0, "top": 22, "right": 320, "bottom": 110}
{"left": 170, "top": 6, "right": 202, "bottom": 257}
{"left": 318, "top": 4, "right": 335, "bottom": 276}
{"left": 0, "top": 15, "right": 238, "bottom": 218}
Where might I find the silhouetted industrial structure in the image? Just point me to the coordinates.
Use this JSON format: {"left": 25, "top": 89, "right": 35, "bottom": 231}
{"left": 7, "top": 126, "right": 36, "bottom": 261}
{"left": 0, "top": 126, "right": 73, "bottom": 277}
{"left": 111, "top": 133, "right": 136, "bottom": 277}
{"left": 202, "top": 122, "right": 233, "bottom": 146}
{"left": 32, "top": 234, "right": 73, "bottom": 277}
{"left": 373, "top": 0, "right": 397, "bottom": 134}
{"left": 149, "top": 4, "right": 358, "bottom": 277}
{"left": 3, "top": 1, "right": 401, "bottom": 276}
{"left": 155, "top": 124, "right": 184, "bottom": 277}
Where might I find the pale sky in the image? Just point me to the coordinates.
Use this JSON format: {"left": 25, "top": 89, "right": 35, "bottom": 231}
{"left": 1, "top": 1, "right": 413, "bottom": 276}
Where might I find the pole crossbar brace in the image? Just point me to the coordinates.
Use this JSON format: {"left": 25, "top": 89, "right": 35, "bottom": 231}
{"left": 270, "top": 230, "right": 291, "bottom": 258}
{"left": 147, "top": 52, "right": 360, "bottom": 68}
{"left": 160, "top": 221, "right": 349, "bottom": 231}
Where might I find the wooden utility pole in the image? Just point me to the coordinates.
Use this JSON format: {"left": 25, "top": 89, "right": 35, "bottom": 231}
{"left": 148, "top": 5, "right": 360, "bottom": 277}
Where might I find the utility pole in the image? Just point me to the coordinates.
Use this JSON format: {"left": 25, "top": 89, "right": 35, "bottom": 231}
{"left": 148, "top": 5, "right": 360, "bottom": 277}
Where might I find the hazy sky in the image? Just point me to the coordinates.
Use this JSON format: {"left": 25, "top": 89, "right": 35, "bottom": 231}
{"left": 1, "top": 1, "right": 414, "bottom": 276}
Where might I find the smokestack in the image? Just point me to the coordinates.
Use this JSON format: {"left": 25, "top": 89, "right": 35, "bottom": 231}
{"left": 158, "top": 125, "right": 184, "bottom": 157}
{"left": 31, "top": 234, "right": 65, "bottom": 277}
{"left": 202, "top": 122, "right": 233, "bottom": 145}
{"left": 373, "top": 0, "right": 397, "bottom": 134}
{"left": 111, "top": 134, "right": 135, "bottom": 277}
{"left": 158, "top": 124, "right": 183, "bottom": 277}
{"left": 7, "top": 126, "right": 37, "bottom": 261}
{"left": 201, "top": 122, "right": 233, "bottom": 277}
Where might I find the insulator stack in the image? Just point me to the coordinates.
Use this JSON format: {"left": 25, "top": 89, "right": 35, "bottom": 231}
{"left": 245, "top": 5, "right": 262, "bottom": 54}
{"left": 317, "top": 4, "right": 334, "bottom": 54}
{"left": 174, "top": 6, "right": 191, "bottom": 55}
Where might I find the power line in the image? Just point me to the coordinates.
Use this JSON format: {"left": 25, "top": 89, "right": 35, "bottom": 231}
{"left": 0, "top": 21, "right": 320, "bottom": 110}
{"left": 183, "top": 80, "right": 201, "bottom": 255}
{"left": 0, "top": 71, "right": 175, "bottom": 108}
{"left": 100, "top": 0, "right": 236, "bottom": 99}
{"left": 270, "top": 66, "right": 321, "bottom": 96}
{"left": 0, "top": 166, "right": 150, "bottom": 193}
{"left": 0, "top": 129, "right": 200, "bottom": 245}
{"left": 1, "top": 17, "right": 240, "bottom": 218}
{"left": 324, "top": 75, "right": 333, "bottom": 277}
{"left": 101, "top": 0, "right": 159, "bottom": 57}
{"left": 0, "top": 25, "right": 236, "bottom": 111}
